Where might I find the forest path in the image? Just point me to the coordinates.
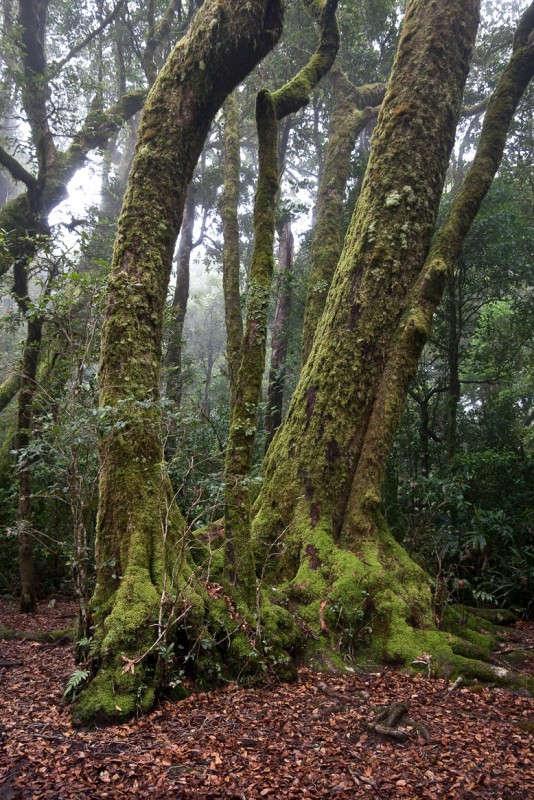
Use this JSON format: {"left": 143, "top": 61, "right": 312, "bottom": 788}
{"left": 0, "top": 599, "right": 533, "bottom": 799}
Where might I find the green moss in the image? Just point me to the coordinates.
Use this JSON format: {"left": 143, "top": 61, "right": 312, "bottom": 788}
{"left": 72, "top": 658, "right": 152, "bottom": 726}
{"left": 445, "top": 622, "right": 495, "bottom": 655}
{"left": 99, "top": 566, "right": 160, "bottom": 653}
{"left": 0, "top": 626, "right": 74, "bottom": 642}
{"left": 465, "top": 607, "right": 518, "bottom": 626}
{"left": 502, "top": 649, "right": 532, "bottom": 667}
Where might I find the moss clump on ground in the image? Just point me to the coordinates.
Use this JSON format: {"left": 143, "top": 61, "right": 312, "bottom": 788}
{"left": 0, "top": 626, "right": 74, "bottom": 642}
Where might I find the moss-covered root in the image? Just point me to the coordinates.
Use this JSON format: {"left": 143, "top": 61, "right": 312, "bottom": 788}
{"left": 272, "top": 512, "right": 520, "bottom": 686}
{"left": 72, "top": 561, "right": 303, "bottom": 725}
{"left": 72, "top": 565, "right": 166, "bottom": 725}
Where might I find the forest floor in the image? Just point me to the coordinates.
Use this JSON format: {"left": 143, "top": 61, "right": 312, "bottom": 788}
{"left": 0, "top": 599, "right": 533, "bottom": 799}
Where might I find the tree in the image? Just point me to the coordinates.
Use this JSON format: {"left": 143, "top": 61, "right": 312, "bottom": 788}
{"left": 73, "top": 0, "right": 534, "bottom": 723}
{"left": 252, "top": 0, "right": 534, "bottom": 664}
{"left": 222, "top": 0, "right": 339, "bottom": 605}
{"left": 0, "top": 0, "right": 189, "bottom": 609}
{"left": 72, "top": 0, "right": 285, "bottom": 725}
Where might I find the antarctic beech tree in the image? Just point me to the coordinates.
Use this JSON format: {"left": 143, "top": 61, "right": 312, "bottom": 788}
{"left": 223, "top": 0, "right": 339, "bottom": 604}
{"left": 252, "top": 0, "right": 534, "bottom": 669}
{"left": 72, "top": 0, "right": 534, "bottom": 724}
{"left": 300, "top": 67, "right": 384, "bottom": 364}
{"left": 0, "top": 0, "right": 146, "bottom": 611}
{"left": 73, "top": 0, "right": 285, "bottom": 726}
{"left": 251, "top": 0, "right": 484, "bottom": 663}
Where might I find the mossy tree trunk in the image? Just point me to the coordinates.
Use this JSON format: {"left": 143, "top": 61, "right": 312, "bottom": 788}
{"left": 223, "top": 0, "right": 340, "bottom": 604}
{"left": 445, "top": 265, "right": 463, "bottom": 463}
{"left": 254, "top": 0, "right": 534, "bottom": 667}
{"left": 15, "top": 314, "right": 43, "bottom": 613}
{"left": 300, "top": 68, "right": 385, "bottom": 365}
{"left": 264, "top": 217, "right": 294, "bottom": 452}
{"left": 253, "top": 0, "right": 482, "bottom": 663}
{"left": 73, "top": 0, "right": 285, "bottom": 725}
{"left": 0, "top": 371, "right": 21, "bottom": 413}
{"left": 221, "top": 93, "right": 244, "bottom": 411}
{"left": 167, "top": 186, "right": 196, "bottom": 406}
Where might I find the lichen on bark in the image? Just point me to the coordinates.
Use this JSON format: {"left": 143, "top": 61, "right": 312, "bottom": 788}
{"left": 221, "top": 93, "right": 244, "bottom": 410}
{"left": 300, "top": 68, "right": 384, "bottom": 365}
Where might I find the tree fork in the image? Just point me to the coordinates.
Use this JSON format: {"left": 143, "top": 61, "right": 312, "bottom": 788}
{"left": 252, "top": 0, "right": 482, "bottom": 668}
{"left": 341, "top": 0, "right": 534, "bottom": 559}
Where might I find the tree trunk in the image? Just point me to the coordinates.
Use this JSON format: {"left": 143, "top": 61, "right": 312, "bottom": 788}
{"left": 253, "top": 0, "right": 534, "bottom": 669}
{"left": 167, "top": 187, "right": 196, "bottom": 405}
{"left": 223, "top": 0, "right": 339, "bottom": 604}
{"left": 301, "top": 68, "right": 384, "bottom": 365}
{"left": 253, "top": 0, "right": 481, "bottom": 663}
{"left": 264, "top": 217, "right": 294, "bottom": 452}
{"left": 221, "top": 94, "right": 243, "bottom": 410}
{"left": 0, "top": 370, "right": 21, "bottom": 412}
{"left": 446, "top": 269, "right": 461, "bottom": 463}
{"left": 73, "top": 0, "right": 284, "bottom": 726}
{"left": 15, "top": 315, "right": 43, "bottom": 613}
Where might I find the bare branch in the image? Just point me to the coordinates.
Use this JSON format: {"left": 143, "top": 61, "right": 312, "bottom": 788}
{"left": 50, "top": 1, "right": 125, "bottom": 76}
{"left": 0, "top": 145, "right": 37, "bottom": 189}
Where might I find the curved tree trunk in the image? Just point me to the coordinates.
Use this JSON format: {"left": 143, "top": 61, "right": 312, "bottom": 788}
{"left": 73, "top": 0, "right": 284, "bottom": 726}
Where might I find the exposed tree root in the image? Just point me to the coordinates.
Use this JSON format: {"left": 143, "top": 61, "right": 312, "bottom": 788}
{"left": 364, "top": 701, "right": 431, "bottom": 742}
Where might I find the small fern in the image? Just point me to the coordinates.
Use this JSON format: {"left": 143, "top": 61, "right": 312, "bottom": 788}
{"left": 64, "top": 669, "right": 89, "bottom": 700}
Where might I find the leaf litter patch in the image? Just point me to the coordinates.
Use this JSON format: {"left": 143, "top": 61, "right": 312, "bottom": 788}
{"left": 0, "top": 599, "right": 533, "bottom": 799}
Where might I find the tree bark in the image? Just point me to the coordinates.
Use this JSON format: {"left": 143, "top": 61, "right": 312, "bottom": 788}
{"left": 221, "top": 93, "right": 244, "bottom": 410}
{"left": 223, "top": 0, "right": 339, "bottom": 604}
{"left": 0, "top": 370, "right": 21, "bottom": 412}
{"left": 301, "top": 68, "right": 384, "bottom": 364}
{"left": 345, "top": 0, "right": 534, "bottom": 550}
{"left": 167, "top": 186, "right": 196, "bottom": 406}
{"left": 264, "top": 217, "right": 294, "bottom": 452}
{"left": 446, "top": 270, "right": 462, "bottom": 463}
{"left": 73, "top": 0, "right": 284, "bottom": 726}
{"left": 253, "top": 0, "right": 481, "bottom": 663}
{"left": 15, "top": 313, "right": 44, "bottom": 613}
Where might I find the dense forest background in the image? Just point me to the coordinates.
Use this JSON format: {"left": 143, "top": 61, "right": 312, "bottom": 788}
{"left": 0, "top": 0, "right": 533, "bottom": 722}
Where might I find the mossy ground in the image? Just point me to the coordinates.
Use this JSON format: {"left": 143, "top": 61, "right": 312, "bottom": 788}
{"left": 0, "top": 626, "right": 74, "bottom": 642}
